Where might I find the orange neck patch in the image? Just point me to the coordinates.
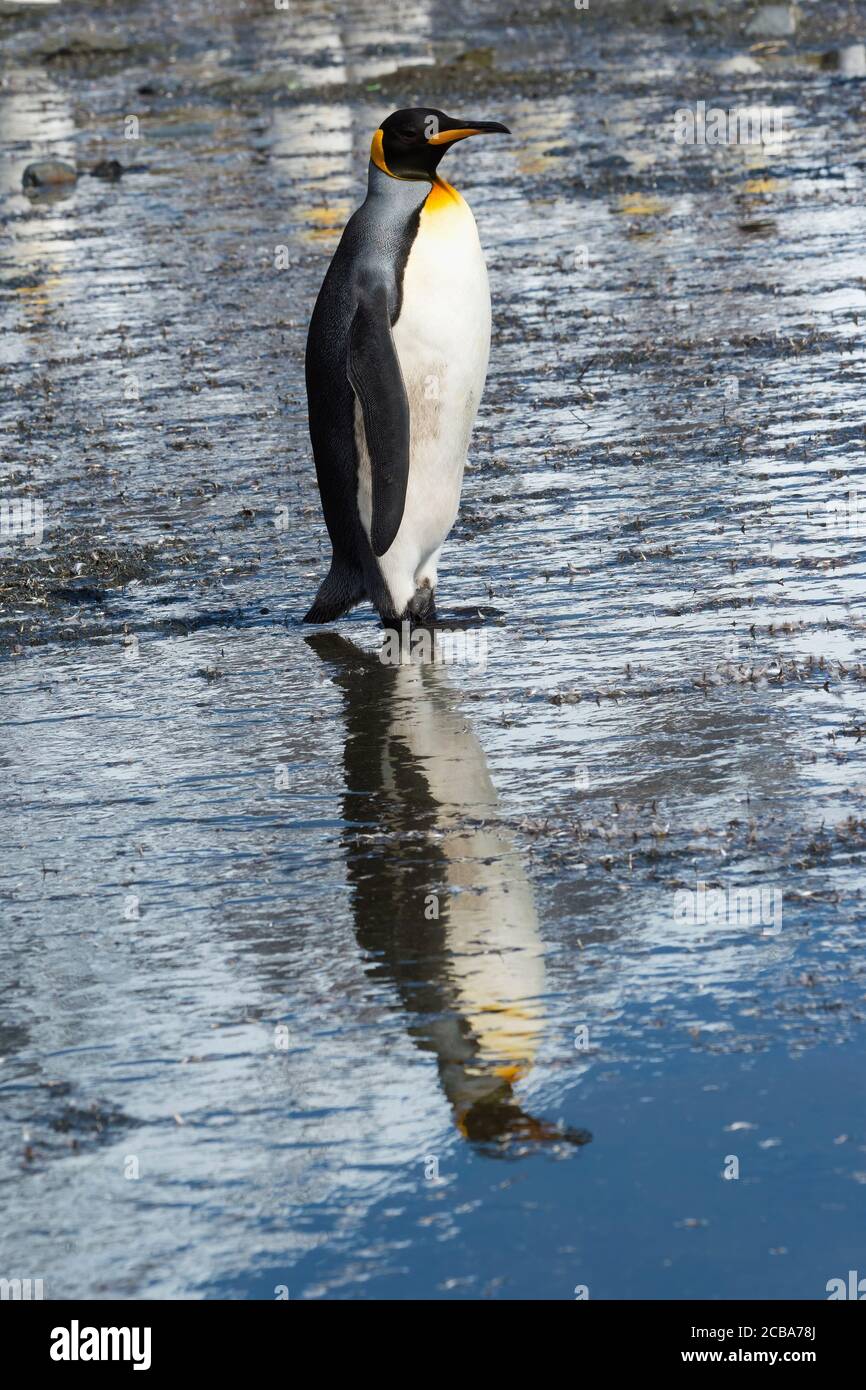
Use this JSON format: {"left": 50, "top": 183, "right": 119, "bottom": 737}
{"left": 424, "top": 174, "right": 462, "bottom": 214}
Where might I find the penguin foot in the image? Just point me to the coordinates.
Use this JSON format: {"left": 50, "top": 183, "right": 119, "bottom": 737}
{"left": 407, "top": 583, "right": 436, "bottom": 625}
{"left": 378, "top": 593, "right": 436, "bottom": 634}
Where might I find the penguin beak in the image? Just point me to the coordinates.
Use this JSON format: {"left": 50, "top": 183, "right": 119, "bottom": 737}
{"left": 427, "top": 120, "right": 510, "bottom": 146}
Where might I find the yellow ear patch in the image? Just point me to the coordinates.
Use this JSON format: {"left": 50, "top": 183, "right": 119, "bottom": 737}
{"left": 370, "top": 129, "right": 391, "bottom": 175}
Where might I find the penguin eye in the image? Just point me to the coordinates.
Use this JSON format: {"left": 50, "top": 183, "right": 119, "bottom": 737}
{"left": 397, "top": 126, "right": 418, "bottom": 141}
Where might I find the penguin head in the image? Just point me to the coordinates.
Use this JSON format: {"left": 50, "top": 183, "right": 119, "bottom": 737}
{"left": 371, "top": 108, "right": 510, "bottom": 182}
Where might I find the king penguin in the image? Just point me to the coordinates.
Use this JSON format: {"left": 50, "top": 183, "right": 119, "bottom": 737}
{"left": 303, "top": 107, "right": 509, "bottom": 626}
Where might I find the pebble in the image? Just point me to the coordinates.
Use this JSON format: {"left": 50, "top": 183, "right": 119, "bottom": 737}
{"left": 745, "top": 4, "right": 798, "bottom": 39}
{"left": 0, "top": 1, "right": 60, "bottom": 12}
{"left": 823, "top": 43, "right": 866, "bottom": 78}
{"left": 22, "top": 159, "right": 77, "bottom": 190}
{"left": 715, "top": 55, "right": 763, "bottom": 75}
{"left": 91, "top": 159, "right": 124, "bottom": 181}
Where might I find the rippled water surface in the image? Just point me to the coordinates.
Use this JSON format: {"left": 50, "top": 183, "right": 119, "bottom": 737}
{"left": 1, "top": 0, "right": 865, "bottom": 1299}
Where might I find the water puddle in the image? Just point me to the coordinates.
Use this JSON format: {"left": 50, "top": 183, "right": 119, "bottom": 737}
{"left": 1, "top": 0, "right": 864, "bottom": 1298}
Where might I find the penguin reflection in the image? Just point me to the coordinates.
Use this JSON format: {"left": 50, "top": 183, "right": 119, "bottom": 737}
{"left": 307, "top": 633, "right": 590, "bottom": 1153}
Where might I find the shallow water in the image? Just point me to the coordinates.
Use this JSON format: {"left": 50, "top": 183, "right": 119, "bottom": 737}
{"left": 1, "top": 0, "right": 865, "bottom": 1299}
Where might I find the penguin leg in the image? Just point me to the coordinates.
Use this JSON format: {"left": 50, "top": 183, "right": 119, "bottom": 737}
{"left": 407, "top": 546, "right": 441, "bottom": 626}
{"left": 414, "top": 546, "right": 442, "bottom": 600}
{"left": 371, "top": 552, "right": 417, "bottom": 629}
{"left": 303, "top": 555, "right": 365, "bottom": 624}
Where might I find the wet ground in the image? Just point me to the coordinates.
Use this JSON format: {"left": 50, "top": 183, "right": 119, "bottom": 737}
{"left": 1, "top": 0, "right": 865, "bottom": 1299}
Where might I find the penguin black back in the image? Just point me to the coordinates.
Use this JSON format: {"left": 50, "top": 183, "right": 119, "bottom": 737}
{"left": 304, "top": 168, "right": 428, "bottom": 622}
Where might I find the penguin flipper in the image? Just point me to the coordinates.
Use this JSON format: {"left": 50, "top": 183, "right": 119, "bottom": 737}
{"left": 347, "top": 284, "right": 410, "bottom": 558}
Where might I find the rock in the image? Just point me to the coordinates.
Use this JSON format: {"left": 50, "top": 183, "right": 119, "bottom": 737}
{"left": 738, "top": 218, "right": 777, "bottom": 236}
{"left": 0, "top": 1, "right": 61, "bottom": 13}
{"left": 822, "top": 44, "right": 866, "bottom": 78}
{"left": 32, "top": 31, "right": 132, "bottom": 64}
{"left": 745, "top": 5, "right": 798, "bottom": 39}
{"left": 22, "top": 160, "right": 77, "bottom": 190}
{"left": 453, "top": 48, "right": 495, "bottom": 69}
{"left": 715, "top": 55, "right": 763, "bottom": 75}
{"left": 49, "top": 579, "right": 105, "bottom": 604}
{"left": 90, "top": 159, "right": 124, "bottom": 181}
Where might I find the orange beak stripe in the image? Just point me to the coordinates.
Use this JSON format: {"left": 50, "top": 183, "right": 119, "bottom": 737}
{"left": 427, "top": 127, "right": 488, "bottom": 146}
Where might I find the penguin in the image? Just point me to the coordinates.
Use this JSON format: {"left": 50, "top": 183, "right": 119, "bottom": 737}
{"left": 303, "top": 107, "right": 509, "bottom": 627}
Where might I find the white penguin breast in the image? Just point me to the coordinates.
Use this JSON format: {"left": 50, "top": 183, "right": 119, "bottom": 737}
{"left": 355, "top": 186, "right": 491, "bottom": 609}
{"left": 392, "top": 187, "right": 491, "bottom": 514}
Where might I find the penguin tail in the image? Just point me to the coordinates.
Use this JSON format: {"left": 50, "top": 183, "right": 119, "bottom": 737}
{"left": 303, "top": 558, "right": 365, "bottom": 624}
